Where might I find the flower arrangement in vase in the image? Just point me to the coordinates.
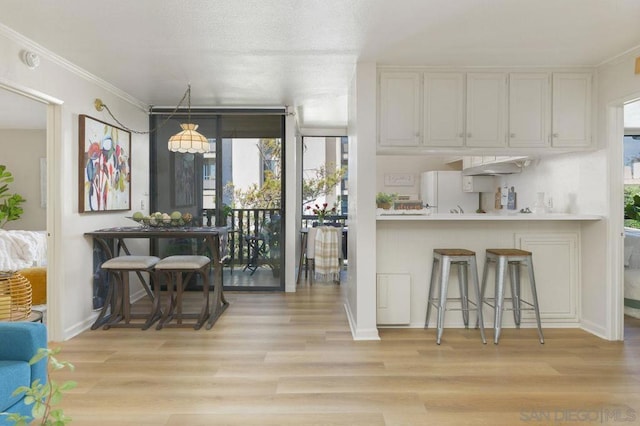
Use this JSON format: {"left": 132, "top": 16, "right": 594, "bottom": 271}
{"left": 306, "top": 202, "right": 336, "bottom": 225}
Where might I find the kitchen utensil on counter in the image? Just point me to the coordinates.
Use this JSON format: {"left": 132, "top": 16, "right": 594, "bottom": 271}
{"left": 533, "top": 192, "right": 546, "bottom": 214}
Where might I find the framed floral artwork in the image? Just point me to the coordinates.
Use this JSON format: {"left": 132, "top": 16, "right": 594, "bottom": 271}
{"left": 78, "top": 114, "right": 131, "bottom": 212}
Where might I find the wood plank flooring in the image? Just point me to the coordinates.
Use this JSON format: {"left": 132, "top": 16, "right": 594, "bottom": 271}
{"left": 49, "top": 283, "right": 640, "bottom": 425}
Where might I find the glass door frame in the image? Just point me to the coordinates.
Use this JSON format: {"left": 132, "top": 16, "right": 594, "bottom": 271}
{"left": 149, "top": 109, "right": 286, "bottom": 291}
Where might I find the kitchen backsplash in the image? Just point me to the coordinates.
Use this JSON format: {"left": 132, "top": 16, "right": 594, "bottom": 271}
{"left": 376, "top": 150, "right": 608, "bottom": 215}
{"left": 493, "top": 150, "right": 607, "bottom": 215}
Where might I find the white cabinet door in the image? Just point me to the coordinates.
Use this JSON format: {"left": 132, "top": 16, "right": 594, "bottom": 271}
{"left": 552, "top": 73, "right": 592, "bottom": 148}
{"left": 376, "top": 273, "right": 411, "bottom": 325}
{"left": 379, "top": 72, "right": 421, "bottom": 146}
{"left": 515, "top": 232, "right": 579, "bottom": 323}
{"left": 466, "top": 73, "right": 507, "bottom": 148}
{"left": 423, "top": 73, "right": 465, "bottom": 147}
{"left": 509, "top": 73, "right": 550, "bottom": 148}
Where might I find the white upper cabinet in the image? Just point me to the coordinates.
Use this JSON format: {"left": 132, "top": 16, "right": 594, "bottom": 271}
{"left": 377, "top": 68, "right": 592, "bottom": 151}
{"left": 379, "top": 72, "right": 421, "bottom": 146}
{"left": 552, "top": 73, "right": 592, "bottom": 148}
{"left": 465, "top": 73, "right": 507, "bottom": 148}
{"left": 423, "top": 73, "right": 465, "bottom": 147}
{"left": 508, "top": 73, "right": 550, "bottom": 148}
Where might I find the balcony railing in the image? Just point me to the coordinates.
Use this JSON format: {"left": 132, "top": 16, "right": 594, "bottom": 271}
{"left": 203, "top": 208, "right": 281, "bottom": 269}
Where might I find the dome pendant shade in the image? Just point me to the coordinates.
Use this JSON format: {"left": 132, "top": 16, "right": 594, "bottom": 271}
{"left": 168, "top": 123, "right": 209, "bottom": 153}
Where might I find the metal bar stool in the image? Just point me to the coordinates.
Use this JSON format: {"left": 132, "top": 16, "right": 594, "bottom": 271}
{"left": 96, "top": 255, "right": 161, "bottom": 330}
{"left": 480, "top": 248, "right": 544, "bottom": 344}
{"left": 154, "top": 255, "right": 211, "bottom": 330}
{"left": 425, "top": 249, "right": 486, "bottom": 345}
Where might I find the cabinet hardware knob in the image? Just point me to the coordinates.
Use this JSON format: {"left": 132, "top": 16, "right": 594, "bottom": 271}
{"left": 552, "top": 133, "right": 559, "bottom": 138}
{"left": 510, "top": 133, "right": 516, "bottom": 138}
{"left": 467, "top": 133, "right": 472, "bottom": 138}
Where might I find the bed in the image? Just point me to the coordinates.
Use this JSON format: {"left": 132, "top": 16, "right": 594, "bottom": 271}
{"left": 0, "top": 229, "right": 47, "bottom": 271}
{"left": 0, "top": 230, "right": 47, "bottom": 307}
{"left": 624, "top": 227, "right": 640, "bottom": 318}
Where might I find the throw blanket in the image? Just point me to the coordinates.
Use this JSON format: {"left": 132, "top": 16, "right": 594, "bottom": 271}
{"left": 314, "top": 227, "right": 340, "bottom": 281}
{"left": 0, "top": 230, "right": 47, "bottom": 271}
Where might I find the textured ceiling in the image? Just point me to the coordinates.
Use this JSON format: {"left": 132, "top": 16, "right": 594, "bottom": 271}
{"left": 1, "top": 0, "right": 640, "bottom": 129}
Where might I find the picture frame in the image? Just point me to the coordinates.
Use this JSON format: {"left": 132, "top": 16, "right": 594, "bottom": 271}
{"left": 171, "top": 152, "right": 196, "bottom": 208}
{"left": 78, "top": 114, "right": 131, "bottom": 212}
{"left": 384, "top": 173, "right": 415, "bottom": 187}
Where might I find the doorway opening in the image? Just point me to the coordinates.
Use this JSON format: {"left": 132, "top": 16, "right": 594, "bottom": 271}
{"left": 298, "top": 136, "right": 348, "bottom": 285}
{"left": 622, "top": 100, "right": 640, "bottom": 326}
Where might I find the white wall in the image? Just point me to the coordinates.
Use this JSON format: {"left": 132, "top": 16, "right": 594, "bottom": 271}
{"left": 346, "top": 62, "right": 379, "bottom": 340}
{"left": 0, "top": 129, "right": 47, "bottom": 230}
{"left": 376, "top": 155, "right": 457, "bottom": 198}
{"left": 0, "top": 27, "right": 149, "bottom": 340}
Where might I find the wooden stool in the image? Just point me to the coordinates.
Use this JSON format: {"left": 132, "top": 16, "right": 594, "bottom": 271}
{"left": 95, "top": 255, "right": 160, "bottom": 330}
{"left": 154, "top": 255, "right": 211, "bottom": 330}
{"left": 480, "top": 248, "right": 544, "bottom": 344}
{"left": 425, "top": 249, "right": 486, "bottom": 344}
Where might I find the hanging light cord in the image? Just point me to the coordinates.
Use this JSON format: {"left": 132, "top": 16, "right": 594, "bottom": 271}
{"left": 94, "top": 85, "right": 192, "bottom": 134}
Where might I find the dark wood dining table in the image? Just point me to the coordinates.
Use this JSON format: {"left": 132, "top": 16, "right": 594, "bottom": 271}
{"left": 85, "top": 226, "right": 229, "bottom": 330}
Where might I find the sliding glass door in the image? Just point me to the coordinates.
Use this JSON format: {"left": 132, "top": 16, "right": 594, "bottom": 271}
{"left": 150, "top": 110, "right": 285, "bottom": 291}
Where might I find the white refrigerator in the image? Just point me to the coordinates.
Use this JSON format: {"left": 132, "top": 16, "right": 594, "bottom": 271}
{"left": 420, "top": 171, "right": 479, "bottom": 214}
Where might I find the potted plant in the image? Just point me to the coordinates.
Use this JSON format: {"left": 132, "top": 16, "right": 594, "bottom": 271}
{"left": 306, "top": 202, "right": 337, "bottom": 226}
{"left": 0, "top": 165, "right": 26, "bottom": 228}
{"left": 5, "top": 347, "right": 76, "bottom": 426}
{"left": 376, "top": 192, "right": 395, "bottom": 209}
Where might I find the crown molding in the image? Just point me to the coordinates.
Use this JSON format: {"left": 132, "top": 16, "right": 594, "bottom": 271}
{"left": 596, "top": 44, "right": 640, "bottom": 69}
{"left": 0, "top": 23, "right": 148, "bottom": 112}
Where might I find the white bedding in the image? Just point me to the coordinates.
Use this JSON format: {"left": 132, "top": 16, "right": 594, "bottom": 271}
{"left": 0, "top": 229, "right": 47, "bottom": 271}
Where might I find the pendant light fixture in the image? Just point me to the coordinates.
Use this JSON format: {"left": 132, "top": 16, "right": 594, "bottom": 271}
{"left": 94, "top": 84, "right": 210, "bottom": 154}
{"left": 167, "top": 84, "right": 210, "bottom": 153}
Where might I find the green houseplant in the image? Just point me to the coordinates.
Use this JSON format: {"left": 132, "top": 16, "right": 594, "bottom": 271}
{"left": 376, "top": 192, "right": 395, "bottom": 209}
{"left": 0, "top": 165, "right": 26, "bottom": 228}
{"left": 6, "top": 347, "right": 76, "bottom": 426}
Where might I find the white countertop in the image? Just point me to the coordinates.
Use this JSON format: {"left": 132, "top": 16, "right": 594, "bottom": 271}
{"left": 376, "top": 212, "right": 602, "bottom": 221}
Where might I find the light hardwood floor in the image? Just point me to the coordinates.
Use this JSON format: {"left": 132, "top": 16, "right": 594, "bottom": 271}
{"left": 50, "top": 282, "right": 640, "bottom": 426}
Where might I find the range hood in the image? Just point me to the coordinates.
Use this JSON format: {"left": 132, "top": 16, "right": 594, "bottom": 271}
{"left": 462, "top": 162, "right": 523, "bottom": 176}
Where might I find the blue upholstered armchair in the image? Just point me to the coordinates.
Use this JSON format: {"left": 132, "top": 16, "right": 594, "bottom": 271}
{"left": 0, "top": 322, "right": 47, "bottom": 426}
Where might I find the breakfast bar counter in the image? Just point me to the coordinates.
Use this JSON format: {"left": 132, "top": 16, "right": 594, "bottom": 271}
{"left": 376, "top": 213, "right": 603, "bottom": 329}
{"left": 377, "top": 212, "right": 602, "bottom": 221}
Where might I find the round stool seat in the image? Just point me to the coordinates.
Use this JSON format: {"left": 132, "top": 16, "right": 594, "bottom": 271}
{"left": 434, "top": 248, "right": 476, "bottom": 257}
{"left": 155, "top": 255, "right": 210, "bottom": 270}
{"left": 486, "top": 248, "right": 531, "bottom": 257}
{"left": 101, "top": 255, "right": 160, "bottom": 270}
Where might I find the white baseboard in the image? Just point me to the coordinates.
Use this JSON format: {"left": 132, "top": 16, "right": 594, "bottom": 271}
{"left": 344, "top": 303, "right": 380, "bottom": 340}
